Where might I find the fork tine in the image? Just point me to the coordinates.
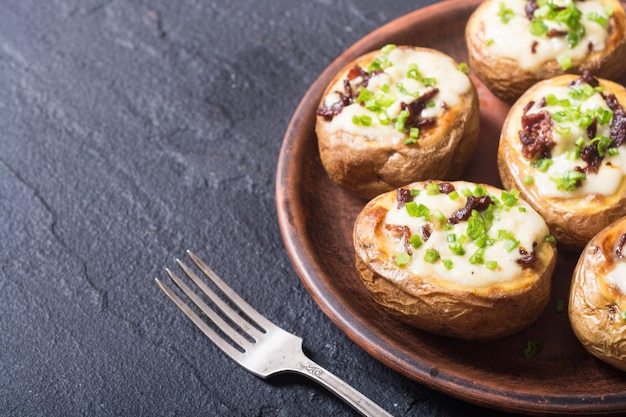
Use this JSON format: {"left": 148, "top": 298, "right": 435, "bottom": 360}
{"left": 164, "top": 268, "right": 253, "bottom": 348}
{"left": 186, "top": 250, "right": 275, "bottom": 330}
{"left": 154, "top": 278, "right": 244, "bottom": 361}
{"left": 175, "top": 258, "right": 267, "bottom": 340}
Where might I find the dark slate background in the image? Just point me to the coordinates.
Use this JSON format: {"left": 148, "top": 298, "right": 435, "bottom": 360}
{"left": 2, "top": 0, "right": 517, "bottom": 416}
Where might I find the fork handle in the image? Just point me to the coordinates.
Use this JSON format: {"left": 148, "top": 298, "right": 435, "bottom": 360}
{"left": 295, "top": 359, "right": 394, "bottom": 417}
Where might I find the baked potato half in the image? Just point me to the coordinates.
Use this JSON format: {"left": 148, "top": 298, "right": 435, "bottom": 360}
{"left": 316, "top": 45, "right": 479, "bottom": 200}
{"left": 569, "top": 216, "right": 626, "bottom": 371}
{"left": 466, "top": 0, "right": 626, "bottom": 103}
{"left": 353, "top": 180, "right": 557, "bottom": 340}
{"left": 498, "top": 72, "right": 626, "bottom": 250}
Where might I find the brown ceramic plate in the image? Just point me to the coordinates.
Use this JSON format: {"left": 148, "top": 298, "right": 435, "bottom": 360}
{"left": 276, "top": 0, "right": 626, "bottom": 415}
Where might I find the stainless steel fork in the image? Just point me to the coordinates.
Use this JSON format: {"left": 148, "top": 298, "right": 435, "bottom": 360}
{"left": 155, "top": 250, "right": 394, "bottom": 417}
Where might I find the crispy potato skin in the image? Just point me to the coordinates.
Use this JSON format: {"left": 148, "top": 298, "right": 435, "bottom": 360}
{"left": 466, "top": 0, "right": 626, "bottom": 104}
{"left": 498, "top": 75, "right": 626, "bottom": 251}
{"left": 353, "top": 183, "right": 557, "bottom": 340}
{"left": 569, "top": 216, "right": 626, "bottom": 371}
{"left": 316, "top": 47, "right": 480, "bottom": 200}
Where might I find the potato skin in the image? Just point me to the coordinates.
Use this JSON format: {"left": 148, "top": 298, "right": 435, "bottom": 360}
{"left": 466, "top": 0, "right": 626, "bottom": 104}
{"left": 497, "top": 74, "right": 626, "bottom": 251}
{"left": 353, "top": 182, "right": 557, "bottom": 340}
{"left": 316, "top": 47, "right": 480, "bottom": 200}
{"left": 569, "top": 216, "right": 626, "bottom": 371}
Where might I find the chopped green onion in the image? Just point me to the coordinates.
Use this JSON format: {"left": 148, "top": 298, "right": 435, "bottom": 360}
{"left": 501, "top": 189, "right": 520, "bottom": 207}
{"left": 591, "top": 135, "right": 613, "bottom": 157}
{"left": 550, "top": 170, "right": 586, "bottom": 191}
{"left": 351, "top": 114, "right": 372, "bottom": 126}
{"left": 533, "top": 158, "right": 553, "bottom": 172}
{"left": 405, "top": 201, "right": 430, "bottom": 218}
{"left": 544, "top": 235, "right": 557, "bottom": 244}
{"left": 381, "top": 43, "right": 396, "bottom": 55}
{"left": 448, "top": 190, "right": 459, "bottom": 200}
{"left": 448, "top": 241, "right": 465, "bottom": 256}
{"left": 523, "top": 175, "right": 534, "bottom": 184}
{"left": 523, "top": 338, "right": 544, "bottom": 358}
{"left": 555, "top": 299, "right": 565, "bottom": 313}
{"left": 469, "top": 247, "right": 485, "bottom": 265}
{"left": 409, "top": 234, "right": 423, "bottom": 249}
{"left": 558, "top": 55, "right": 573, "bottom": 71}
{"left": 395, "top": 110, "right": 410, "bottom": 132}
{"left": 396, "top": 82, "right": 419, "bottom": 98}
{"left": 458, "top": 62, "right": 470, "bottom": 75}
{"left": 407, "top": 63, "right": 422, "bottom": 80}
{"left": 421, "top": 77, "right": 437, "bottom": 87}
{"left": 395, "top": 252, "right": 411, "bottom": 266}
{"left": 426, "top": 182, "right": 440, "bottom": 195}
{"left": 473, "top": 185, "right": 487, "bottom": 197}
{"left": 485, "top": 260, "right": 498, "bottom": 271}
{"left": 434, "top": 209, "right": 446, "bottom": 224}
{"left": 442, "top": 258, "right": 454, "bottom": 270}
{"left": 498, "top": 2, "right": 514, "bottom": 23}
{"left": 424, "top": 249, "right": 440, "bottom": 263}
{"left": 529, "top": 18, "right": 548, "bottom": 36}
{"left": 467, "top": 212, "right": 486, "bottom": 240}
{"left": 503, "top": 239, "right": 520, "bottom": 252}
{"left": 545, "top": 93, "right": 558, "bottom": 106}
{"left": 554, "top": 124, "right": 571, "bottom": 136}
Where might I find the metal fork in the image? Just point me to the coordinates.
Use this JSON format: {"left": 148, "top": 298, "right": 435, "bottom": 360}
{"left": 155, "top": 250, "right": 394, "bottom": 417}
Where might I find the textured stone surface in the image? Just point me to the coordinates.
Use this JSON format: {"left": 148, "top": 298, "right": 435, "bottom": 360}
{"left": 1, "top": 1, "right": 516, "bottom": 416}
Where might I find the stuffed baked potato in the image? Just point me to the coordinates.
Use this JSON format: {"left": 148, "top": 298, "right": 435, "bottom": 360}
{"left": 466, "top": 0, "right": 626, "bottom": 103}
{"left": 498, "top": 72, "right": 626, "bottom": 250}
{"left": 353, "top": 180, "right": 557, "bottom": 339}
{"left": 569, "top": 216, "right": 626, "bottom": 371}
{"left": 316, "top": 45, "right": 479, "bottom": 199}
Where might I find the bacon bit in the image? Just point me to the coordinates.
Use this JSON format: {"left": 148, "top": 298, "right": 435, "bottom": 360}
{"left": 385, "top": 224, "right": 413, "bottom": 255}
{"left": 316, "top": 65, "right": 381, "bottom": 120}
{"left": 523, "top": 100, "right": 535, "bottom": 113}
{"left": 531, "top": 40, "right": 538, "bottom": 54}
{"left": 587, "top": 117, "right": 598, "bottom": 139}
{"left": 570, "top": 70, "right": 600, "bottom": 88}
{"left": 346, "top": 65, "right": 382, "bottom": 87}
{"left": 401, "top": 88, "right": 440, "bottom": 131}
{"left": 588, "top": 41, "right": 594, "bottom": 53}
{"left": 580, "top": 145, "right": 602, "bottom": 174}
{"left": 448, "top": 195, "right": 494, "bottom": 224}
{"left": 604, "top": 93, "right": 626, "bottom": 147}
{"left": 438, "top": 182, "right": 456, "bottom": 194}
{"left": 396, "top": 188, "right": 413, "bottom": 209}
{"left": 421, "top": 224, "right": 432, "bottom": 242}
{"left": 525, "top": 0, "right": 538, "bottom": 19}
{"left": 517, "top": 243, "right": 538, "bottom": 267}
{"left": 316, "top": 81, "right": 353, "bottom": 120}
{"left": 547, "top": 29, "right": 568, "bottom": 37}
{"left": 519, "top": 110, "right": 555, "bottom": 159}
{"left": 617, "top": 233, "right": 626, "bottom": 259}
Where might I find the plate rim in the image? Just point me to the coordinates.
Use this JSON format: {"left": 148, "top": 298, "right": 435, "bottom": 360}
{"left": 275, "top": 0, "right": 626, "bottom": 414}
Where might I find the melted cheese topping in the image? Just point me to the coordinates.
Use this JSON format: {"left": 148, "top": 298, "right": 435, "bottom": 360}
{"left": 521, "top": 84, "right": 626, "bottom": 197}
{"left": 384, "top": 182, "right": 550, "bottom": 287}
{"left": 322, "top": 46, "right": 472, "bottom": 140}
{"left": 480, "top": 0, "right": 612, "bottom": 71}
